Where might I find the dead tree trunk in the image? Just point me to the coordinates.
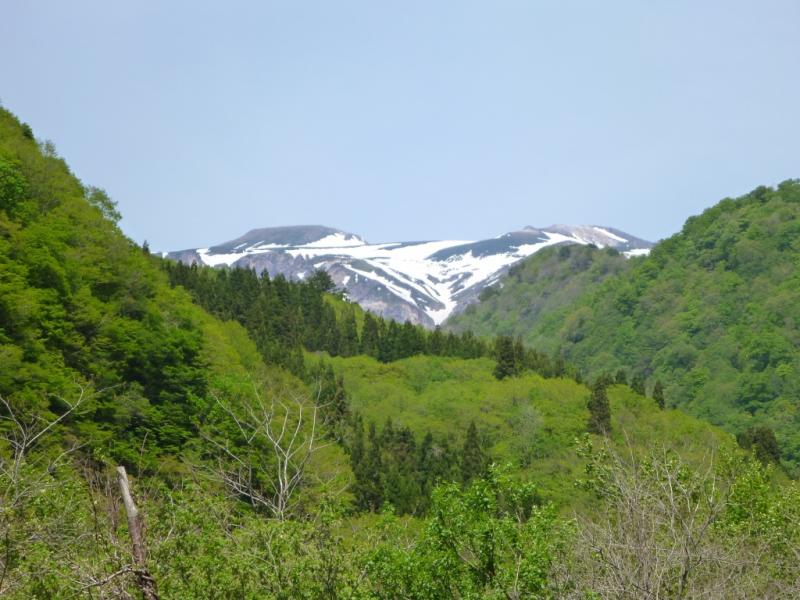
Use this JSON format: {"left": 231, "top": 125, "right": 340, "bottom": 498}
{"left": 116, "top": 466, "right": 159, "bottom": 600}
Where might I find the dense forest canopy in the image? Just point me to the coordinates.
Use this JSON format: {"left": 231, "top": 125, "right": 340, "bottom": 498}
{"left": 449, "top": 181, "right": 800, "bottom": 471}
{"left": 2, "top": 106, "right": 800, "bottom": 597}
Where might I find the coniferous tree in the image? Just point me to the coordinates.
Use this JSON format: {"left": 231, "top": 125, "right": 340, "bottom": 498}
{"left": 553, "top": 355, "right": 567, "bottom": 378}
{"left": 460, "top": 421, "right": 486, "bottom": 485}
{"left": 352, "top": 422, "right": 384, "bottom": 511}
{"left": 587, "top": 379, "right": 611, "bottom": 435}
{"left": 308, "top": 269, "right": 336, "bottom": 294}
{"left": 737, "top": 425, "right": 782, "bottom": 465}
{"left": 360, "top": 312, "right": 380, "bottom": 358}
{"left": 631, "top": 373, "right": 646, "bottom": 396}
{"left": 349, "top": 414, "right": 365, "bottom": 466}
{"left": 652, "top": 379, "right": 665, "bottom": 410}
{"left": 493, "top": 336, "right": 518, "bottom": 380}
{"left": 514, "top": 336, "right": 525, "bottom": 368}
{"left": 339, "top": 309, "right": 359, "bottom": 356}
{"left": 383, "top": 424, "right": 420, "bottom": 514}
{"left": 286, "top": 345, "right": 306, "bottom": 378}
{"left": 428, "top": 327, "right": 444, "bottom": 355}
{"left": 380, "top": 321, "right": 402, "bottom": 362}
{"left": 615, "top": 369, "right": 628, "bottom": 385}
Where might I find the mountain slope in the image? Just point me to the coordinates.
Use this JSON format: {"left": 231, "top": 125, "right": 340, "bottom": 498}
{"left": 0, "top": 107, "right": 349, "bottom": 476}
{"left": 448, "top": 244, "right": 634, "bottom": 340}
{"left": 327, "top": 353, "right": 734, "bottom": 509}
{"left": 166, "top": 224, "right": 651, "bottom": 326}
{"left": 4, "top": 109, "right": 798, "bottom": 599}
{"left": 448, "top": 181, "right": 800, "bottom": 470}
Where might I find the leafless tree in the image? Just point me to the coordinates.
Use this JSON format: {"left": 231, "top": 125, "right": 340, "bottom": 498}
{"left": 0, "top": 386, "right": 90, "bottom": 595}
{"left": 204, "top": 381, "right": 334, "bottom": 521}
{"left": 565, "top": 440, "right": 800, "bottom": 599}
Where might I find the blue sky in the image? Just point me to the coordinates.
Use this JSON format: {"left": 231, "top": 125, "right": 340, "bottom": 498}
{"left": 1, "top": 1, "right": 798, "bottom": 249}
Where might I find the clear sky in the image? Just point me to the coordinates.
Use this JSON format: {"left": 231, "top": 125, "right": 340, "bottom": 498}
{"left": 1, "top": 1, "right": 798, "bottom": 250}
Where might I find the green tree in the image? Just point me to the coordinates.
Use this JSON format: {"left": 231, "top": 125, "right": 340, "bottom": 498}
{"left": 631, "top": 373, "right": 646, "bottom": 396}
{"left": 737, "top": 425, "right": 782, "bottom": 465}
{"left": 460, "top": 421, "right": 486, "bottom": 485}
{"left": 367, "top": 466, "right": 565, "bottom": 599}
{"left": 352, "top": 422, "right": 384, "bottom": 511}
{"left": 360, "top": 312, "right": 380, "bottom": 358}
{"left": 652, "top": 379, "right": 665, "bottom": 409}
{"left": 339, "top": 309, "right": 359, "bottom": 356}
{"left": 493, "top": 335, "right": 519, "bottom": 380}
{"left": 587, "top": 379, "right": 611, "bottom": 435}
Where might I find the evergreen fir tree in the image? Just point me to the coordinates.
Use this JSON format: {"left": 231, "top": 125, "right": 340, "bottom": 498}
{"left": 339, "top": 309, "right": 359, "bottom": 356}
{"left": 631, "top": 373, "right": 646, "bottom": 396}
{"left": 737, "top": 426, "right": 782, "bottom": 465}
{"left": 360, "top": 312, "right": 380, "bottom": 358}
{"left": 352, "top": 422, "right": 384, "bottom": 511}
{"left": 460, "top": 421, "right": 486, "bottom": 485}
{"left": 513, "top": 336, "right": 525, "bottom": 370}
{"left": 553, "top": 355, "right": 566, "bottom": 378}
{"left": 428, "top": 327, "right": 444, "bottom": 355}
{"left": 615, "top": 369, "right": 628, "bottom": 385}
{"left": 493, "top": 336, "right": 518, "bottom": 380}
{"left": 652, "top": 379, "right": 665, "bottom": 410}
{"left": 349, "top": 414, "right": 365, "bottom": 466}
{"left": 587, "top": 379, "right": 611, "bottom": 435}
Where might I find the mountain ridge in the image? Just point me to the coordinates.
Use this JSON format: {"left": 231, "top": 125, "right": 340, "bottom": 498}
{"left": 165, "top": 223, "right": 652, "bottom": 326}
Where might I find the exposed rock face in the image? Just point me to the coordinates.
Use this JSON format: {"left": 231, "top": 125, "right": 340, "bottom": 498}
{"left": 165, "top": 224, "right": 652, "bottom": 327}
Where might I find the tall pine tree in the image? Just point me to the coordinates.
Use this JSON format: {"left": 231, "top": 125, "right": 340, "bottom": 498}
{"left": 460, "top": 421, "right": 486, "bottom": 485}
{"left": 587, "top": 379, "right": 611, "bottom": 435}
{"left": 493, "top": 336, "right": 519, "bottom": 380}
{"left": 652, "top": 379, "right": 665, "bottom": 410}
{"left": 630, "top": 373, "right": 646, "bottom": 396}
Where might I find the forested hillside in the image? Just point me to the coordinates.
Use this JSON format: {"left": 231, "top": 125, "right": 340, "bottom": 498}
{"left": 2, "top": 107, "right": 800, "bottom": 598}
{"left": 448, "top": 182, "right": 800, "bottom": 471}
{"left": 327, "top": 353, "right": 732, "bottom": 510}
{"left": 449, "top": 244, "right": 632, "bottom": 341}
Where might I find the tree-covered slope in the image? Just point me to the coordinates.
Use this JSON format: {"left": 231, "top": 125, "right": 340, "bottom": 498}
{"left": 448, "top": 244, "right": 632, "bottom": 341}
{"left": 448, "top": 181, "right": 800, "bottom": 470}
{"left": 3, "top": 108, "right": 800, "bottom": 598}
{"left": 327, "top": 353, "right": 734, "bottom": 509}
{"left": 0, "top": 106, "right": 348, "bottom": 478}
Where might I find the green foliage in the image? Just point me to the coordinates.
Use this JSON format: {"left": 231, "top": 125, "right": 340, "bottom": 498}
{"left": 630, "top": 373, "right": 646, "bottom": 396}
{"left": 587, "top": 379, "right": 611, "bottom": 435}
{"left": 163, "top": 260, "right": 491, "bottom": 374}
{"left": 572, "top": 439, "right": 800, "bottom": 597}
{"left": 346, "top": 415, "right": 459, "bottom": 515}
{"left": 492, "top": 335, "right": 521, "bottom": 379}
{"left": 3, "top": 108, "right": 797, "bottom": 598}
{"left": 0, "top": 107, "right": 218, "bottom": 469}
{"left": 328, "top": 353, "right": 734, "bottom": 509}
{"left": 366, "top": 466, "right": 568, "bottom": 599}
{"left": 737, "top": 425, "right": 782, "bottom": 465}
{"left": 460, "top": 420, "right": 487, "bottom": 485}
{"left": 448, "top": 181, "right": 800, "bottom": 470}
{"left": 448, "top": 243, "right": 631, "bottom": 344}
{"left": 652, "top": 379, "right": 665, "bottom": 409}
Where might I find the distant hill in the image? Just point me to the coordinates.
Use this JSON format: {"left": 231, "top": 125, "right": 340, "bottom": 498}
{"left": 447, "top": 181, "right": 800, "bottom": 470}
{"left": 166, "top": 224, "right": 651, "bottom": 327}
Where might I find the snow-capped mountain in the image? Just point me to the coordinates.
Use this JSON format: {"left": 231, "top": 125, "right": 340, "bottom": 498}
{"left": 165, "top": 225, "right": 652, "bottom": 327}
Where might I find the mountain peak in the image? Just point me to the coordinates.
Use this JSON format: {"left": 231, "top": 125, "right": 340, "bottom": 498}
{"left": 167, "top": 224, "right": 651, "bottom": 327}
{"left": 207, "top": 225, "right": 366, "bottom": 254}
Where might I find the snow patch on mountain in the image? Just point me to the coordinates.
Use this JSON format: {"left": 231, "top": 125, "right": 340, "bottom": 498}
{"left": 168, "top": 224, "right": 652, "bottom": 327}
